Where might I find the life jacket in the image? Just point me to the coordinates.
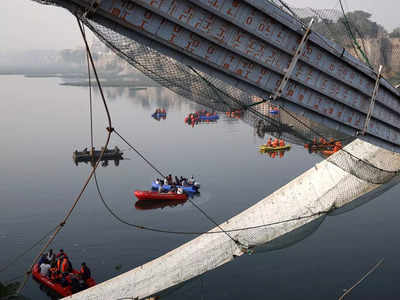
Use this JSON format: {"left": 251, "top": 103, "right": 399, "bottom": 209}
{"left": 61, "top": 258, "right": 71, "bottom": 273}
{"left": 56, "top": 258, "right": 62, "bottom": 272}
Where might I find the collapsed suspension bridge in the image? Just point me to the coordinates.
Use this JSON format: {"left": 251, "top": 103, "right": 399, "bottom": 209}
{"left": 16, "top": 0, "right": 400, "bottom": 299}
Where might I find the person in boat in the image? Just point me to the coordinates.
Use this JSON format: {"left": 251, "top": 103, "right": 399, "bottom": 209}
{"left": 167, "top": 174, "right": 173, "bottom": 185}
{"left": 38, "top": 254, "right": 47, "bottom": 266}
{"left": 163, "top": 177, "right": 168, "bottom": 186}
{"left": 181, "top": 177, "right": 188, "bottom": 186}
{"left": 279, "top": 139, "right": 285, "bottom": 147}
{"left": 175, "top": 176, "right": 180, "bottom": 186}
{"left": 40, "top": 259, "right": 51, "bottom": 277}
{"left": 266, "top": 137, "right": 272, "bottom": 147}
{"left": 56, "top": 249, "right": 67, "bottom": 260}
{"left": 46, "top": 249, "right": 56, "bottom": 267}
{"left": 177, "top": 187, "right": 184, "bottom": 195}
{"left": 272, "top": 138, "right": 279, "bottom": 148}
{"left": 170, "top": 184, "right": 177, "bottom": 193}
{"left": 79, "top": 262, "right": 91, "bottom": 281}
{"left": 58, "top": 256, "right": 72, "bottom": 274}
{"left": 155, "top": 178, "right": 160, "bottom": 185}
{"left": 188, "top": 176, "right": 195, "bottom": 185}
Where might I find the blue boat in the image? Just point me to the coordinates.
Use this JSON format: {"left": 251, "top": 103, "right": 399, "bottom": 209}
{"left": 269, "top": 109, "right": 279, "bottom": 115}
{"left": 152, "top": 181, "right": 198, "bottom": 193}
{"left": 199, "top": 114, "right": 219, "bottom": 121}
{"left": 152, "top": 112, "right": 167, "bottom": 121}
{"left": 152, "top": 112, "right": 166, "bottom": 117}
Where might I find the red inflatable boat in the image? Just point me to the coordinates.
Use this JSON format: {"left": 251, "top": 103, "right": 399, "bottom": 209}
{"left": 32, "top": 264, "right": 96, "bottom": 297}
{"left": 134, "top": 190, "right": 188, "bottom": 201}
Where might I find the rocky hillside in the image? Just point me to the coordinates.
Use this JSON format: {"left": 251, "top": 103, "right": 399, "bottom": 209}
{"left": 347, "top": 37, "right": 400, "bottom": 82}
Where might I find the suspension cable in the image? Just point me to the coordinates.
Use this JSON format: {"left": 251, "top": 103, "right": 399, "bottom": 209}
{"left": 113, "top": 129, "right": 166, "bottom": 178}
{"left": 84, "top": 23, "right": 95, "bottom": 150}
{"left": 93, "top": 170, "right": 332, "bottom": 235}
{"left": 0, "top": 224, "right": 59, "bottom": 274}
{"left": 111, "top": 129, "right": 240, "bottom": 244}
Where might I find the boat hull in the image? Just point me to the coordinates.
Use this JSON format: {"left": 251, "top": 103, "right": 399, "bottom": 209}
{"left": 134, "top": 190, "right": 188, "bottom": 201}
{"left": 259, "top": 145, "right": 291, "bottom": 151}
{"left": 32, "top": 264, "right": 96, "bottom": 297}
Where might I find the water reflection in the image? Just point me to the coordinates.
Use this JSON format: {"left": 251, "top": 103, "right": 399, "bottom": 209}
{"left": 2, "top": 75, "right": 400, "bottom": 300}
{"left": 135, "top": 198, "right": 187, "bottom": 211}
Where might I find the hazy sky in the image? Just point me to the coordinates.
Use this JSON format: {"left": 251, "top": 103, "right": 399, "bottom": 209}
{"left": 1, "top": 0, "right": 399, "bottom": 51}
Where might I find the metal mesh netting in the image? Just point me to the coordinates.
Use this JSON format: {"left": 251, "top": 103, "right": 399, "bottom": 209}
{"left": 269, "top": 0, "right": 400, "bottom": 82}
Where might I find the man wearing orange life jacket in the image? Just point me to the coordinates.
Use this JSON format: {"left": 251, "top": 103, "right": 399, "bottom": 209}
{"left": 58, "top": 256, "right": 72, "bottom": 274}
{"left": 266, "top": 137, "right": 272, "bottom": 147}
{"left": 279, "top": 139, "right": 285, "bottom": 147}
{"left": 272, "top": 138, "right": 278, "bottom": 148}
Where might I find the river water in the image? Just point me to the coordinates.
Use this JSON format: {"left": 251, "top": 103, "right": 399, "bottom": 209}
{"left": 1, "top": 75, "right": 400, "bottom": 299}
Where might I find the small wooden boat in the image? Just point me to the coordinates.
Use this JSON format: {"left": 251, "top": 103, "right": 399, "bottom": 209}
{"left": 134, "top": 190, "right": 188, "bottom": 201}
{"left": 32, "top": 264, "right": 96, "bottom": 297}
{"left": 259, "top": 145, "right": 291, "bottom": 151}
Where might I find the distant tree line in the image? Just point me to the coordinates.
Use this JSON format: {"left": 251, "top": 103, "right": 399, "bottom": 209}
{"left": 302, "top": 10, "right": 400, "bottom": 47}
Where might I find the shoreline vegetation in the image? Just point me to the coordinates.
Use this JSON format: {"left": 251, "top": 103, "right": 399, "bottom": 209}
{"left": 0, "top": 71, "right": 160, "bottom": 88}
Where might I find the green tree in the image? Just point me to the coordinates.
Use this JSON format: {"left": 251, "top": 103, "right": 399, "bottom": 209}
{"left": 390, "top": 27, "right": 400, "bottom": 38}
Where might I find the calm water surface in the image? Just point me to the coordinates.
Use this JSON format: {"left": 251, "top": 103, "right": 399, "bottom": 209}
{"left": 1, "top": 75, "right": 400, "bottom": 299}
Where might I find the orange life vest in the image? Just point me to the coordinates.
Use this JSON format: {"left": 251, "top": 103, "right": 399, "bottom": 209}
{"left": 61, "top": 258, "right": 70, "bottom": 273}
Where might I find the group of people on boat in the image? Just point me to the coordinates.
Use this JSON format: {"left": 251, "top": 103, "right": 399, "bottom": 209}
{"left": 225, "top": 110, "right": 242, "bottom": 119}
{"left": 304, "top": 137, "right": 342, "bottom": 156}
{"left": 154, "top": 108, "right": 166, "bottom": 114}
{"left": 184, "top": 111, "right": 219, "bottom": 126}
{"left": 260, "top": 137, "right": 290, "bottom": 158}
{"left": 265, "top": 137, "right": 286, "bottom": 148}
{"left": 155, "top": 175, "right": 199, "bottom": 193}
{"left": 37, "top": 249, "right": 91, "bottom": 293}
{"left": 152, "top": 108, "right": 167, "bottom": 121}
